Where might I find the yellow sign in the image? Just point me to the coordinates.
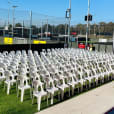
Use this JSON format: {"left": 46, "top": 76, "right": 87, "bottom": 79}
{"left": 4, "top": 37, "right": 13, "bottom": 44}
{"left": 33, "top": 40, "right": 46, "bottom": 44}
{"left": 39, "top": 41, "right": 46, "bottom": 44}
{"left": 33, "top": 40, "right": 40, "bottom": 44}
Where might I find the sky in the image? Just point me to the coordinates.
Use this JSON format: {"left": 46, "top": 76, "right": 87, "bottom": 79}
{"left": 0, "top": 0, "right": 114, "bottom": 25}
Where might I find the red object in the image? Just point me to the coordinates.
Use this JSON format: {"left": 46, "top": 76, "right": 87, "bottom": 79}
{"left": 71, "top": 32, "right": 77, "bottom": 35}
{"left": 78, "top": 44, "right": 85, "bottom": 49}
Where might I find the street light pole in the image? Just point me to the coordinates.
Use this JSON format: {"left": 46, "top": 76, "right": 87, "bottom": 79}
{"left": 86, "top": 0, "right": 90, "bottom": 49}
{"left": 12, "top": 5, "right": 18, "bottom": 38}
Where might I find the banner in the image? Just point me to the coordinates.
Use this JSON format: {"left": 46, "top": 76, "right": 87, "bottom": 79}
{"left": 4, "top": 37, "right": 13, "bottom": 44}
{"left": 33, "top": 40, "right": 46, "bottom": 44}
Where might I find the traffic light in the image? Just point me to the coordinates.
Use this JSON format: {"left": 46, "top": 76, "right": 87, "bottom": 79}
{"left": 85, "top": 14, "right": 92, "bottom": 21}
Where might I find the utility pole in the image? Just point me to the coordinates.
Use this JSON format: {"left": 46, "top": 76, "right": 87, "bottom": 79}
{"left": 68, "top": 0, "right": 71, "bottom": 47}
{"left": 8, "top": 1, "right": 10, "bottom": 26}
{"left": 66, "top": 0, "right": 71, "bottom": 47}
{"left": 46, "top": 19, "right": 48, "bottom": 39}
{"left": 37, "top": 24, "right": 39, "bottom": 38}
{"left": 12, "top": 5, "right": 18, "bottom": 38}
{"left": 3, "top": 21, "right": 6, "bottom": 37}
{"left": 41, "top": 21, "right": 43, "bottom": 39}
{"left": 94, "top": 23, "right": 96, "bottom": 36}
{"left": 99, "top": 24, "right": 100, "bottom": 37}
{"left": 8, "top": 1, "right": 11, "bottom": 37}
{"left": 86, "top": 0, "right": 90, "bottom": 49}
{"left": 22, "top": 20, "right": 24, "bottom": 38}
{"left": 65, "top": 20, "right": 67, "bottom": 44}
{"left": 52, "top": 24, "right": 54, "bottom": 35}
{"left": 29, "top": 11, "right": 32, "bottom": 50}
{"left": 113, "top": 31, "right": 114, "bottom": 54}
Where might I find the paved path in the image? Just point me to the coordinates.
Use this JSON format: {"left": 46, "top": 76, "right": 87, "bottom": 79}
{"left": 37, "top": 82, "right": 114, "bottom": 114}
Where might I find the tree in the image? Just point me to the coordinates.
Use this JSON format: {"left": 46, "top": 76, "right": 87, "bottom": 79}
{"left": 15, "top": 23, "right": 22, "bottom": 27}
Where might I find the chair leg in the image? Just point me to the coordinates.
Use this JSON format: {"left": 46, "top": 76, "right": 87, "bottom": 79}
{"left": 80, "top": 85, "right": 83, "bottom": 92}
{"left": 30, "top": 88, "right": 32, "bottom": 99}
{"left": 47, "top": 94, "right": 49, "bottom": 106}
{"left": 37, "top": 96, "right": 41, "bottom": 111}
{"left": 96, "top": 80, "right": 98, "bottom": 86}
{"left": 17, "top": 89, "right": 19, "bottom": 97}
{"left": 21, "top": 89, "right": 24, "bottom": 102}
{"left": 7, "top": 83, "right": 10, "bottom": 95}
{"left": 58, "top": 90, "right": 60, "bottom": 101}
{"left": 51, "top": 94, "right": 53, "bottom": 105}
{"left": 61, "top": 90, "right": 64, "bottom": 100}
{"left": 89, "top": 82, "right": 91, "bottom": 89}
{"left": 102, "top": 78, "right": 104, "bottom": 84}
{"left": 72, "top": 87, "right": 74, "bottom": 96}
{"left": 69, "top": 87, "right": 70, "bottom": 97}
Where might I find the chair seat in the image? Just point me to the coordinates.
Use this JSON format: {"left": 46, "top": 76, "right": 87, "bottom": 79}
{"left": 5, "top": 79, "right": 16, "bottom": 84}
{"left": 78, "top": 80, "right": 84, "bottom": 84}
{"left": 47, "top": 87, "right": 58, "bottom": 94}
{"left": 68, "top": 81, "right": 77, "bottom": 87}
{"left": 93, "top": 75, "right": 99, "bottom": 80}
{"left": 85, "top": 77, "right": 92, "bottom": 82}
{"left": 57, "top": 84, "right": 69, "bottom": 90}
{"left": 33, "top": 91, "right": 47, "bottom": 97}
{"left": 18, "top": 85, "right": 31, "bottom": 90}
{"left": 13, "top": 73, "right": 18, "bottom": 77}
{"left": 0, "top": 76, "right": 5, "bottom": 80}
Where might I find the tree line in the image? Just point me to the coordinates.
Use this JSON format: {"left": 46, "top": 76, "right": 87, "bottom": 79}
{"left": 1, "top": 21, "right": 114, "bottom": 37}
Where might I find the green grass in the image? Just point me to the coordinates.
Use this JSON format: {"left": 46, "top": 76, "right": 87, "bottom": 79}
{"left": 0, "top": 79, "right": 113, "bottom": 114}
{"left": 0, "top": 82, "right": 66, "bottom": 114}
{"left": 0, "top": 83, "right": 37, "bottom": 114}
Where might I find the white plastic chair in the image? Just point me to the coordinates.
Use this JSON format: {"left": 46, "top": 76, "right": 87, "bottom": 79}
{"left": 4, "top": 70, "right": 16, "bottom": 95}
{"left": 17, "top": 75, "right": 32, "bottom": 102}
{"left": 45, "top": 77, "right": 59, "bottom": 105}
{"left": 32, "top": 80, "right": 47, "bottom": 111}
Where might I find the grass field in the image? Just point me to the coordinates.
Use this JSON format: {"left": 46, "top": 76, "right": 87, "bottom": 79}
{"left": 0, "top": 79, "right": 113, "bottom": 114}
{"left": 0, "top": 83, "right": 37, "bottom": 114}
{"left": 0, "top": 82, "right": 70, "bottom": 114}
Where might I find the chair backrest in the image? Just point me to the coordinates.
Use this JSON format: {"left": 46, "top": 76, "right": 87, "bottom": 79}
{"left": 5, "top": 70, "right": 14, "bottom": 81}
{"left": 0, "top": 68, "right": 4, "bottom": 77}
{"left": 18, "top": 75, "right": 29, "bottom": 87}
{"left": 45, "top": 77, "right": 55, "bottom": 89}
{"left": 33, "top": 80, "right": 44, "bottom": 93}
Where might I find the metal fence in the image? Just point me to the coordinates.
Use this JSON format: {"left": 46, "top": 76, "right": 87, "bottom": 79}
{"left": 0, "top": 8, "right": 67, "bottom": 45}
{"left": 0, "top": 8, "right": 114, "bottom": 52}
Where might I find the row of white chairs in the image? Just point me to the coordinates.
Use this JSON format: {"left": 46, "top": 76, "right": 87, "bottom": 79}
{"left": 0, "top": 49, "right": 114, "bottom": 111}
